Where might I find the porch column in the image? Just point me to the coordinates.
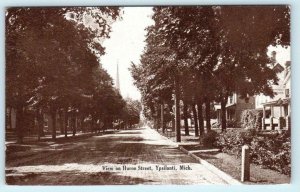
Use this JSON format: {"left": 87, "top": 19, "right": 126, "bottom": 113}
{"left": 278, "top": 105, "right": 284, "bottom": 129}
{"left": 270, "top": 106, "right": 274, "bottom": 130}
{"left": 226, "top": 108, "right": 229, "bottom": 120}
{"left": 262, "top": 106, "right": 266, "bottom": 130}
{"left": 286, "top": 104, "right": 291, "bottom": 130}
{"left": 271, "top": 106, "right": 274, "bottom": 117}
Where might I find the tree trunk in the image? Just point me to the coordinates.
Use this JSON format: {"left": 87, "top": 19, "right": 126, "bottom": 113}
{"left": 51, "top": 109, "right": 56, "bottom": 140}
{"left": 197, "top": 99, "right": 204, "bottom": 136}
{"left": 183, "top": 102, "right": 189, "bottom": 136}
{"left": 72, "top": 113, "right": 76, "bottom": 136}
{"left": 36, "top": 109, "right": 40, "bottom": 141}
{"left": 59, "top": 110, "right": 64, "bottom": 134}
{"left": 103, "top": 118, "right": 107, "bottom": 132}
{"left": 64, "top": 109, "right": 68, "bottom": 138}
{"left": 39, "top": 110, "right": 45, "bottom": 137}
{"left": 80, "top": 116, "right": 85, "bottom": 133}
{"left": 221, "top": 98, "right": 227, "bottom": 132}
{"left": 36, "top": 108, "right": 44, "bottom": 141}
{"left": 191, "top": 103, "right": 199, "bottom": 136}
{"left": 92, "top": 116, "right": 96, "bottom": 133}
{"left": 157, "top": 116, "right": 160, "bottom": 131}
{"left": 16, "top": 107, "right": 24, "bottom": 144}
{"left": 171, "top": 118, "right": 175, "bottom": 132}
{"left": 101, "top": 119, "right": 105, "bottom": 133}
{"left": 156, "top": 104, "right": 160, "bottom": 131}
{"left": 161, "top": 103, "right": 165, "bottom": 133}
{"left": 205, "top": 99, "right": 211, "bottom": 132}
{"left": 174, "top": 76, "right": 181, "bottom": 142}
{"left": 91, "top": 118, "right": 94, "bottom": 133}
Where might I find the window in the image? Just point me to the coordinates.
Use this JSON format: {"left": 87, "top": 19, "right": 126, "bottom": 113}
{"left": 229, "top": 95, "right": 233, "bottom": 104}
{"left": 285, "top": 89, "right": 290, "bottom": 98}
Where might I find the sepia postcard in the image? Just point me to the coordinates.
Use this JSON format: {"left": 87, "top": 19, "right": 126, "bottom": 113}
{"left": 5, "top": 5, "right": 291, "bottom": 185}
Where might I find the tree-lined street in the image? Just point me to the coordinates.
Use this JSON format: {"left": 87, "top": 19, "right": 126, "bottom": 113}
{"left": 5, "top": 6, "right": 291, "bottom": 185}
{"left": 6, "top": 126, "right": 228, "bottom": 185}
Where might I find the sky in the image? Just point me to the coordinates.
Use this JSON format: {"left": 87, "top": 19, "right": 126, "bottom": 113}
{"left": 101, "top": 7, "right": 154, "bottom": 101}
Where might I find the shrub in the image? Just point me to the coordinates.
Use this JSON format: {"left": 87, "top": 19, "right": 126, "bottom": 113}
{"left": 215, "top": 129, "right": 291, "bottom": 175}
{"left": 240, "top": 109, "right": 262, "bottom": 130}
{"left": 214, "top": 129, "right": 256, "bottom": 156}
{"left": 250, "top": 132, "right": 291, "bottom": 175}
{"left": 226, "top": 119, "right": 239, "bottom": 128}
{"left": 211, "top": 119, "right": 239, "bottom": 128}
{"left": 201, "top": 130, "right": 217, "bottom": 147}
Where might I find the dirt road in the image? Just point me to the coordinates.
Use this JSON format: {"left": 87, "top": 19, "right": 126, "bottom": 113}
{"left": 6, "top": 126, "right": 228, "bottom": 185}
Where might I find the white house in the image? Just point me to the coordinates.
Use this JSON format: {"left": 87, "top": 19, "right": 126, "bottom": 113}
{"left": 255, "top": 50, "right": 291, "bottom": 130}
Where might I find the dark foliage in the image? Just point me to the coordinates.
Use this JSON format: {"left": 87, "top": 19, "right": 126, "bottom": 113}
{"left": 215, "top": 130, "right": 291, "bottom": 175}
{"left": 5, "top": 7, "right": 128, "bottom": 142}
{"left": 200, "top": 130, "right": 218, "bottom": 147}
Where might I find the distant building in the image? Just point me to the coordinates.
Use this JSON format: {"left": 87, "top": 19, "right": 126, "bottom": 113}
{"left": 215, "top": 93, "right": 255, "bottom": 127}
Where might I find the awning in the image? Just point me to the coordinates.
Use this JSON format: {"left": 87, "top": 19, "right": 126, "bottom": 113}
{"left": 226, "top": 103, "right": 236, "bottom": 109}
{"left": 263, "top": 98, "right": 290, "bottom": 107}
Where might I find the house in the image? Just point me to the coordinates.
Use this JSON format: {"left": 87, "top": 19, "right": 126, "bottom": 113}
{"left": 256, "top": 60, "right": 291, "bottom": 130}
{"left": 215, "top": 93, "right": 255, "bottom": 127}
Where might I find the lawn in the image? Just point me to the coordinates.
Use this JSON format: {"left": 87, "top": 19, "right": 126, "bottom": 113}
{"left": 194, "top": 151, "right": 290, "bottom": 184}
{"left": 155, "top": 127, "right": 291, "bottom": 184}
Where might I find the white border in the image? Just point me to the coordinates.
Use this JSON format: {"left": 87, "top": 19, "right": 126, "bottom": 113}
{"left": 0, "top": 1, "right": 299, "bottom": 192}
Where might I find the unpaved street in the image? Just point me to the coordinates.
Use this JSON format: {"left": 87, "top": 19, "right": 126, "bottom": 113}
{"left": 6, "top": 127, "right": 228, "bottom": 185}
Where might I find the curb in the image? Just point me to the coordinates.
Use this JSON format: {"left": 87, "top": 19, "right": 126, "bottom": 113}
{"left": 152, "top": 128, "right": 242, "bottom": 185}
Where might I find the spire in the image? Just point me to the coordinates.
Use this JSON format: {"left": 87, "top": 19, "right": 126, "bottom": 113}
{"left": 116, "top": 60, "right": 120, "bottom": 91}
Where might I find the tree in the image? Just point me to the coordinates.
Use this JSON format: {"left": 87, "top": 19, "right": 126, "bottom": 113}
{"left": 130, "top": 22, "right": 174, "bottom": 132}
{"left": 121, "top": 98, "right": 142, "bottom": 128}
{"left": 131, "top": 6, "right": 290, "bottom": 142}
{"left": 6, "top": 7, "right": 121, "bottom": 142}
{"left": 213, "top": 6, "right": 290, "bottom": 131}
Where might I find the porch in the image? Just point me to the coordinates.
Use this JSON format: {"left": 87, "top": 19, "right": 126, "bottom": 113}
{"left": 262, "top": 98, "right": 291, "bottom": 130}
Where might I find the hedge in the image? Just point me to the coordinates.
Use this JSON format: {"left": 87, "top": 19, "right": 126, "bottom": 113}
{"left": 214, "top": 129, "right": 291, "bottom": 175}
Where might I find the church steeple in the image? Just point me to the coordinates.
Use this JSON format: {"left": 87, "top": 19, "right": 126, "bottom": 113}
{"left": 116, "top": 61, "right": 120, "bottom": 91}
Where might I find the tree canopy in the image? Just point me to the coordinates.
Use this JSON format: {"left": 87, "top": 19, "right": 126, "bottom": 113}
{"left": 6, "top": 7, "right": 134, "bottom": 142}
{"left": 131, "top": 6, "right": 290, "bottom": 137}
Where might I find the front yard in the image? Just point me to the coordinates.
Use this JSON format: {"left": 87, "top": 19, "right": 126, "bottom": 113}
{"left": 156, "top": 127, "right": 291, "bottom": 184}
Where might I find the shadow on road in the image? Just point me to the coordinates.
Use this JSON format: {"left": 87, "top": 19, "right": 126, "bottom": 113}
{"left": 6, "top": 127, "right": 223, "bottom": 185}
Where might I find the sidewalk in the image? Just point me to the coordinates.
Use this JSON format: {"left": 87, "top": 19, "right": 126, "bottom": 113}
{"left": 154, "top": 127, "right": 241, "bottom": 185}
